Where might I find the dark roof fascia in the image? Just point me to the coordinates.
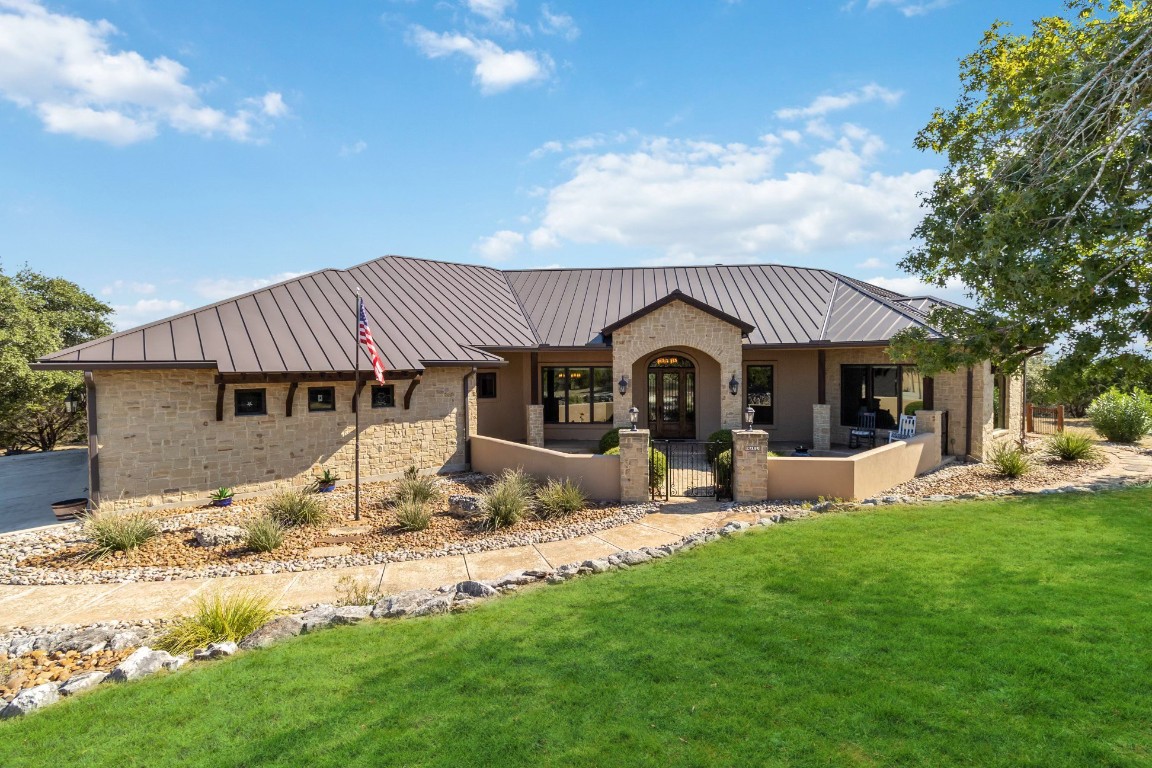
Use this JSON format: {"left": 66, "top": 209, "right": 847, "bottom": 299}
{"left": 600, "top": 289, "right": 756, "bottom": 336}
{"left": 30, "top": 361, "right": 220, "bottom": 372}
{"left": 743, "top": 340, "right": 896, "bottom": 350}
{"left": 420, "top": 359, "right": 509, "bottom": 368}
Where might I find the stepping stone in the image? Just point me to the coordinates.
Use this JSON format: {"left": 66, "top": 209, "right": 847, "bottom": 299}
{"left": 316, "top": 534, "right": 363, "bottom": 545}
{"left": 327, "top": 526, "right": 371, "bottom": 536}
{"left": 306, "top": 545, "right": 352, "bottom": 558}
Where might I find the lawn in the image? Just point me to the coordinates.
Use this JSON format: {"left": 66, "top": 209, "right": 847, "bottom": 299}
{"left": 3, "top": 488, "right": 1151, "bottom": 767}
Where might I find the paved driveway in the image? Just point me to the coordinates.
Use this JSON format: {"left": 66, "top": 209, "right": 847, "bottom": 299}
{"left": 0, "top": 449, "right": 87, "bottom": 534}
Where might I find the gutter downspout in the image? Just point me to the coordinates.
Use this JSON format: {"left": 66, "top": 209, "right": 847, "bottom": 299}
{"left": 462, "top": 367, "right": 477, "bottom": 467}
{"left": 1020, "top": 357, "right": 1028, "bottom": 446}
{"left": 84, "top": 371, "right": 100, "bottom": 511}
{"left": 965, "top": 366, "right": 974, "bottom": 460}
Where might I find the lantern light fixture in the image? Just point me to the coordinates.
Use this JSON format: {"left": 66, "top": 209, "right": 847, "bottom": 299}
{"left": 628, "top": 405, "right": 639, "bottom": 430}
{"left": 618, "top": 375, "right": 629, "bottom": 396}
{"left": 744, "top": 405, "right": 756, "bottom": 431}
{"left": 728, "top": 374, "right": 740, "bottom": 396}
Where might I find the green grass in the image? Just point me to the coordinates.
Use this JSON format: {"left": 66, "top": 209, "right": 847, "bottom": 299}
{"left": 4, "top": 488, "right": 1152, "bottom": 767}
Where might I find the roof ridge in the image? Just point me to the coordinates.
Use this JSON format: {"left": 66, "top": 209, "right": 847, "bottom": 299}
{"left": 830, "top": 274, "right": 944, "bottom": 334}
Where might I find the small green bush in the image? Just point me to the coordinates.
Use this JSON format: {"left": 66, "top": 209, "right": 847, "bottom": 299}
{"left": 706, "top": 429, "right": 733, "bottom": 462}
{"left": 266, "top": 490, "right": 328, "bottom": 528}
{"left": 480, "top": 468, "right": 535, "bottom": 530}
{"left": 603, "top": 446, "right": 620, "bottom": 456}
{"left": 394, "top": 498, "right": 432, "bottom": 532}
{"left": 598, "top": 428, "right": 622, "bottom": 454}
{"left": 393, "top": 466, "right": 441, "bottom": 505}
{"left": 1087, "top": 388, "right": 1152, "bottom": 443}
{"left": 603, "top": 446, "right": 667, "bottom": 493}
{"left": 1043, "top": 430, "right": 1101, "bottom": 462}
{"left": 334, "top": 575, "right": 383, "bottom": 607}
{"left": 244, "top": 516, "right": 284, "bottom": 553}
{"left": 987, "top": 442, "right": 1031, "bottom": 478}
{"left": 156, "top": 591, "right": 274, "bottom": 655}
{"left": 714, "top": 448, "right": 733, "bottom": 490}
{"left": 903, "top": 400, "right": 923, "bottom": 416}
{"left": 535, "top": 478, "right": 587, "bottom": 519}
{"left": 82, "top": 513, "right": 158, "bottom": 560}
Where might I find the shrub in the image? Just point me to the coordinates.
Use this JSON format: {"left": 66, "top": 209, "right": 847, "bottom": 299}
{"left": 1087, "top": 388, "right": 1152, "bottom": 443}
{"left": 335, "top": 574, "right": 383, "bottom": 607}
{"left": 603, "top": 446, "right": 620, "bottom": 455}
{"left": 598, "top": 428, "right": 622, "bottom": 454}
{"left": 266, "top": 490, "right": 328, "bottom": 527}
{"left": 243, "top": 516, "right": 284, "bottom": 553}
{"left": 714, "top": 448, "right": 733, "bottom": 490}
{"left": 393, "top": 466, "right": 441, "bottom": 505}
{"left": 156, "top": 591, "right": 274, "bottom": 655}
{"left": 903, "top": 400, "right": 923, "bottom": 416}
{"left": 1043, "top": 430, "right": 1100, "bottom": 462}
{"left": 82, "top": 513, "right": 158, "bottom": 560}
{"left": 394, "top": 498, "right": 432, "bottom": 532}
{"left": 603, "top": 446, "right": 666, "bottom": 493}
{"left": 480, "top": 468, "right": 535, "bottom": 530}
{"left": 987, "top": 442, "right": 1031, "bottom": 478}
{"left": 706, "top": 429, "right": 733, "bottom": 462}
{"left": 535, "top": 478, "right": 587, "bottom": 519}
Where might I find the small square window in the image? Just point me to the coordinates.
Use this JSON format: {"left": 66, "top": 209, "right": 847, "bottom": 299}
{"left": 308, "top": 387, "right": 335, "bottom": 412}
{"left": 371, "top": 385, "right": 395, "bottom": 408}
{"left": 235, "top": 389, "right": 266, "bottom": 417}
{"left": 477, "top": 371, "right": 497, "bottom": 399}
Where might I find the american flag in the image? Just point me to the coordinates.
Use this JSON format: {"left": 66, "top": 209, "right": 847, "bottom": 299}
{"left": 358, "top": 298, "right": 388, "bottom": 385}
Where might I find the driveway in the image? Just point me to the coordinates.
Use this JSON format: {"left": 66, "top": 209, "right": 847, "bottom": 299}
{"left": 0, "top": 449, "right": 88, "bottom": 534}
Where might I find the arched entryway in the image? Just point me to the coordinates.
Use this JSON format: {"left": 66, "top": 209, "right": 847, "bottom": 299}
{"left": 647, "top": 352, "right": 696, "bottom": 439}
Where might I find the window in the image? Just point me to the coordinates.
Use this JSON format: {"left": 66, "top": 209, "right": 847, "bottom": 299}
{"left": 307, "top": 386, "right": 335, "bottom": 412}
{"left": 541, "top": 366, "right": 613, "bottom": 424}
{"left": 477, "top": 371, "right": 497, "bottom": 399}
{"left": 371, "top": 385, "right": 395, "bottom": 409}
{"left": 234, "top": 389, "right": 266, "bottom": 417}
{"left": 993, "top": 368, "right": 1007, "bottom": 430}
{"left": 840, "top": 364, "right": 922, "bottom": 429}
{"left": 746, "top": 365, "right": 774, "bottom": 425}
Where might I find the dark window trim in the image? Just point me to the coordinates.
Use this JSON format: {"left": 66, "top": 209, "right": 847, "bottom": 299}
{"left": 477, "top": 371, "right": 497, "bottom": 399}
{"left": 234, "top": 388, "right": 267, "bottom": 417}
{"left": 839, "top": 364, "right": 921, "bottom": 427}
{"left": 371, "top": 384, "right": 396, "bottom": 409}
{"left": 744, "top": 363, "right": 775, "bottom": 426}
{"left": 540, "top": 365, "right": 614, "bottom": 425}
{"left": 307, "top": 386, "right": 336, "bottom": 413}
{"left": 992, "top": 367, "right": 1008, "bottom": 431}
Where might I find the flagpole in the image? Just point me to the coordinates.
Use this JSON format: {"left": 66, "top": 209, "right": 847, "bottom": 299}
{"left": 354, "top": 287, "right": 361, "bottom": 522}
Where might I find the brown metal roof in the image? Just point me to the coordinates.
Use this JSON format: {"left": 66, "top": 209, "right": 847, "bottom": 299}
{"left": 37, "top": 256, "right": 948, "bottom": 373}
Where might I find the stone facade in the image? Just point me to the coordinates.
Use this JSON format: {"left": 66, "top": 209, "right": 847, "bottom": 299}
{"left": 618, "top": 429, "right": 651, "bottom": 504}
{"left": 610, "top": 299, "right": 744, "bottom": 432}
{"left": 732, "top": 430, "right": 769, "bottom": 503}
{"left": 525, "top": 404, "right": 544, "bottom": 447}
{"left": 812, "top": 404, "right": 830, "bottom": 452}
{"left": 92, "top": 367, "right": 475, "bottom": 511}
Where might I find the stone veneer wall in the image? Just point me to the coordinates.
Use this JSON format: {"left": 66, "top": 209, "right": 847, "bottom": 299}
{"left": 611, "top": 299, "right": 744, "bottom": 431}
{"left": 92, "top": 367, "right": 476, "bottom": 511}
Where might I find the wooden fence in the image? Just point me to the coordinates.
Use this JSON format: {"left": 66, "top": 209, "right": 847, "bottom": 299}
{"left": 1026, "top": 403, "right": 1065, "bottom": 434}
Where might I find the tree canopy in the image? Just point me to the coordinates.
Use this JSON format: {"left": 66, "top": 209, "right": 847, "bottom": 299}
{"left": 892, "top": 0, "right": 1152, "bottom": 375}
{"left": 0, "top": 266, "right": 112, "bottom": 452}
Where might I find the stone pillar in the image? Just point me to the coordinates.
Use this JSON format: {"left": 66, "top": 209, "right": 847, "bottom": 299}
{"left": 812, "top": 404, "right": 831, "bottom": 452}
{"left": 732, "top": 429, "right": 769, "bottom": 503}
{"left": 914, "top": 410, "right": 943, "bottom": 470}
{"left": 618, "top": 428, "right": 651, "bottom": 503}
{"left": 526, "top": 404, "right": 544, "bottom": 447}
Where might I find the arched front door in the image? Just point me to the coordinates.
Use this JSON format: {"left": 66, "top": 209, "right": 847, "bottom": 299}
{"left": 647, "top": 353, "right": 696, "bottom": 439}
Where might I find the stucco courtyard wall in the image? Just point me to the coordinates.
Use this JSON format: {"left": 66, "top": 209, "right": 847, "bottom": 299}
{"left": 470, "top": 435, "right": 621, "bottom": 500}
{"left": 763, "top": 432, "right": 939, "bottom": 501}
{"left": 92, "top": 367, "right": 475, "bottom": 511}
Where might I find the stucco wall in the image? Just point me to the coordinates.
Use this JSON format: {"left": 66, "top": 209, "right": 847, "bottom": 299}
{"left": 470, "top": 435, "right": 621, "bottom": 500}
{"left": 92, "top": 367, "right": 475, "bottom": 511}
{"left": 742, "top": 349, "right": 819, "bottom": 445}
{"left": 763, "top": 432, "right": 939, "bottom": 501}
{"left": 476, "top": 352, "right": 529, "bottom": 442}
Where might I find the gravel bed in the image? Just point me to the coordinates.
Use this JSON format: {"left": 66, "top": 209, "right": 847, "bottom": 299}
{"left": 887, "top": 452, "right": 1109, "bottom": 499}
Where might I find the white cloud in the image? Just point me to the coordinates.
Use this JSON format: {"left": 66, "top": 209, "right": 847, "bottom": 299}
{"left": 539, "top": 4, "right": 579, "bottom": 40}
{"left": 112, "top": 298, "right": 188, "bottom": 330}
{"left": 855, "top": 257, "right": 886, "bottom": 270}
{"left": 776, "top": 83, "right": 902, "bottom": 120}
{"left": 488, "top": 124, "right": 937, "bottom": 265}
{"left": 866, "top": 275, "right": 967, "bottom": 303}
{"left": 466, "top": 0, "right": 515, "bottom": 22}
{"left": 407, "top": 25, "right": 552, "bottom": 93}
{"left": 339, "top": 140, "right": 368, "bottom": 157}
{"left": 194, "top": 271, "right": 308, "bottom": 302}
{"left": 0, "top": 0, "right": 285, "bottom": 144}
{"left": 101, "top": 280, "right": 156, "bottom": 296}
{"left": 865, "top": 0, "right": 952, "bottom": 16}
{"left": 528, "top": 130, "right": 634, "bottom": 159}
{"left": 473, "top": 229, "right": 524, "bottom": 261}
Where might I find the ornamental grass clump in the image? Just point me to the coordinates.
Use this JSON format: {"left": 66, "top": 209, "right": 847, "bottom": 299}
{"left": 394, "top": 498, "right": 432, "bottom": 532}
{"left": 480, "top": 468, "right": 535, "bottom": 530}
{"left": 393, "top": 466, "right": 441, "bottom": 505}
{"left": 81, "top": 512, "right": 158, "bottom": 561}
{"left": 266, "top": 490, "right": 327, "bottom": 528}
{"left": 535, "top": 478, "right": 587, "bottom": 519}
{"left": 243, "top": 515, "right": 285, "bottom": 553}
{"left": 1043, "top": 430, "right": 1101, "bottom": 462}
{"left": 1087, "top": 388, "right": 1152, "bottom": 443}
{"left": 156, "top": 591, "right": 274, "bottom": 656}
{"left": 988, "top": 442, "right": 1031, "bottom": 478}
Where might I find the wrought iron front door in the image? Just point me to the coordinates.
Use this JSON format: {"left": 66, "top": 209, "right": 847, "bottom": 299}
{"left": 647, "top": 356, "right": 696, "bottom": 439}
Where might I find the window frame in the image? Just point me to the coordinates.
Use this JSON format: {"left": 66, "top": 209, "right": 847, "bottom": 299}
{"left": 540, "top": 365, "right": 614, "bottom": 424}
{"left": 744, "top": 363, "right": 775, "bottom": 426}
{"left": 234, "top": 388, "right": 267, "bottom": 417}
{"left": 476, "top": 371, "right": 497, "bottom": 399}
{"left": 370, "top": 384, "right": 396, "bottom": 409}
{"left": 839, "top": 364, "right": 922, "bottom": 428}
{"left": 307, "top": 386, "right": 336, "bottom": 413}
{"left": 992, "top": 368, "right": 1008, "bottom": 431}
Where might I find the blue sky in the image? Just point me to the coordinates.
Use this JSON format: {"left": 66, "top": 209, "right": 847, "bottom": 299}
{"left": 0, "top": 0, "right": 1058, "bottom": 330}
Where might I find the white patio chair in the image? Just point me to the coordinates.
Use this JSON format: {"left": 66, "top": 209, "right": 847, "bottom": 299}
{"left": 888, "top": 414, "right": 917, "bottom": 443}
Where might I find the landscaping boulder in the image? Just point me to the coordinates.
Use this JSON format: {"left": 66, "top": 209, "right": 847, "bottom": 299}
{"left": 194, "top": 525, "right": 247, "bottom": 548}
{"left": 329, "top": 605, "right": 372, "bottom": 626}
{"left": 59, "top": 671, "right": 108, "bottom": 696}
{"left": 617, "top": 550, "right": 652, "bottom": 566}
{"left": 0, "top": 683, "right": 60, "bottom": 718}
{"left": 371, "top": 589, "right": 446, "bottom": 618}
{"left": 193, "top": 641, "right": 238, "bottom": 661}
{"left": 56, "top": 627, "right": 114, "bottom": 654}
{"left": 300, "top": 605, "right": 340, "bottom": 633}
{"left": 581, "top": 559, "right": 611, "bottom": 574}
{"left": 494, "top": 570, "right": 537, "bottom": 587}
{"left": 454, "top": 580, "right": 498, "bottom": 599}
{"left": 238, "top": 616, "right": 304, "bottom": 650}
{"left": 107, "top": 648, "right": 187, "bottom": 682}
{"left": 447, "top": 495, "right": 482, "bottom": 519}
{"left": 109, "top": 630, "right": 143, "bottom": 652}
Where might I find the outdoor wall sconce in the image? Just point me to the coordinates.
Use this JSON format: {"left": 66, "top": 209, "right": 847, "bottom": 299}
{"left": 728, "top": 374, "right": 740, "bottom": 396}
{"left": 744, "top": 405, "right": 755, "bottom": 431}
{"left": 64, "top": 391, "right": 83, "bottom": 414}
{"left": 618, "top": 375, "right": 629, "bottom": 395}
{"left": 628, "top": 405, "right": 639, "bottom": 430}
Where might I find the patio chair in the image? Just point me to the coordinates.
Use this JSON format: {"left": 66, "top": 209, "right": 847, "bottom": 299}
{"left": 848, "top": 412, "right": 877, "bottom": 449}
{"left": 888, "top": 414, "right": 917, "bottom": 443}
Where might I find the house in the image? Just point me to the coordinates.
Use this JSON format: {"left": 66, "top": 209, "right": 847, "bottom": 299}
{"left": 35, "top": 255, "right": 1024, "bottom": 510}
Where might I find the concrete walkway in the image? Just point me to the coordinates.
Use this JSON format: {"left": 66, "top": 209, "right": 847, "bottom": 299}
{"left": 0, "top": 499, "right": 748, "bottom": 630}
{"left": 0, "top": 449, "right": 87, "bottom": 535}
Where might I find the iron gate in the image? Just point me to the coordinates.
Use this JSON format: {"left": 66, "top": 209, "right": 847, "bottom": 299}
{"left": 650, "top": 440, "right": 732, "bottom": 501}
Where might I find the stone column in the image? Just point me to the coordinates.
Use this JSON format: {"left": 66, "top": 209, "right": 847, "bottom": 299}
{"left": 914, "top": 410, "right": 943, "bottom": 470}
{"left": 812, "top": 404, "right": 831, "bottom": 452}
{"left": 618, "top": 428, "right": 651, "bottom": 503}
{"left": 732, "top": 429, "right": 769, "bottom": 503}
{"left": 526, "top": 404, "right": 544, "bottom": 447}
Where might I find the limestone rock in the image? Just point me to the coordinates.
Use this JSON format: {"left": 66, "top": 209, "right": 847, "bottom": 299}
{"left": 447, "top": 495, "right": 482, "bottom": 518}
{"left": 193, "top": 641, "right": 239, "bottom": 661}
{"left": 193, "top": 525, "right": 247, "bottom": 548}
{"left": 409, "top": 594, "right": 453, "bottom": 617}
{"left": 107, "top": 648, "right": 187, "bottom": 683}
{"left": 109, "top": 631, "right": 143, "bottom": 652}
{"left": 1, "top": 683, "right": 60, "bottom": 718}
{"left": 582, "top": 559, "right": 611, "bottom": 573}
{"left": 238, "top": 616, "right": 304, "bottom": 650}
{"left": 300, "top": 605, "right": 339, "bottom": 633}
{"left": 617, "top": 550, "right": 652, "bottom": 566}
{"left": 55, "top": 627, "right": 114, "bottom": 654}
{"left": 494, "top": 570, "right": 537, "bottom": 587}
{"left": 371, "top": 590, "right": 442, "bottom": 619}
{"left": 59, "top": 671, "right": 108, "bottom": 696}
{"left": 454, "top": 580, "right": 498, "bottom": 599}
{"left": 329, "top": 605, "right": 372, "bottom": 626}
